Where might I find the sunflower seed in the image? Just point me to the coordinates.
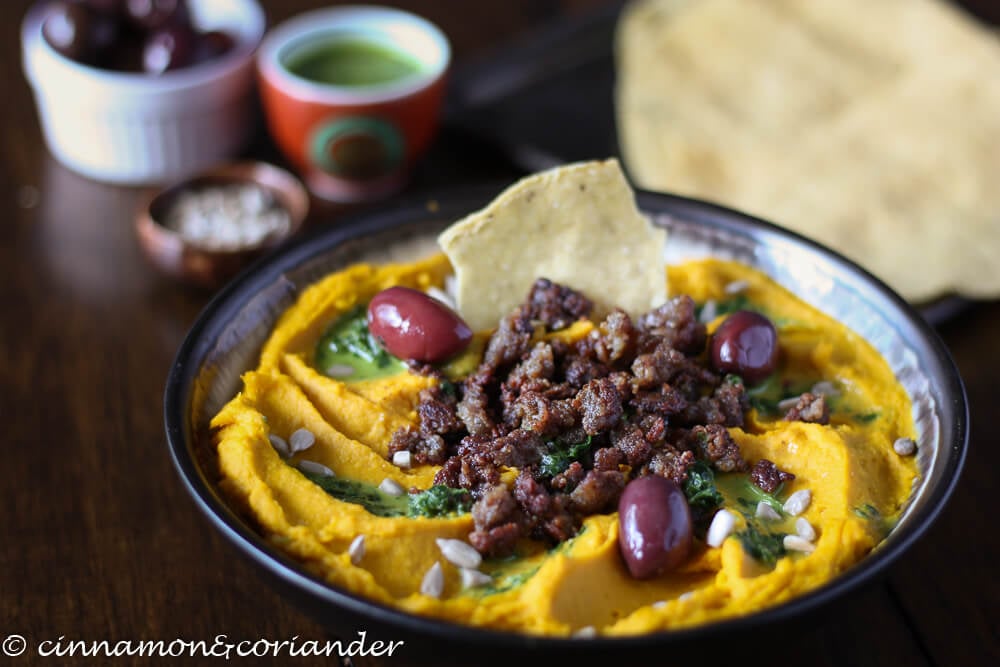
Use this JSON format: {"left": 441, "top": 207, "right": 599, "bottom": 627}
{"left": 699, "top": 299, "right": 718, "bottom": 323}
{"left": 436, "top": 538, "right": 482, "bottom": 569}
{"left": 706, "top": 509, "right": 737, "bottom": 548}
{"left": 783, "top": 535, "right": 816, "bottom": 553}
{"left": 678, "top": 591, "right": 694, "bottom": 602}
{"left": 268, "top": 434, "right": 290, "bottom": 458}
{"left": 777, "top": 396, "right": 802, "bottom": 412}
{"left": 298, "top": 460, "right": 334, "bottom": 477}
{"left": 755, "top": 501, "right": 781, "bottom": 521}
{"left": 893, "top": 437, "right": 917, "bottom": 456}
{"left": 289, "top": 428, "right": 315, "bottom": 453}
{"left": 459, "top": 568, "right": 492, "bottom": 589}
{"left": 379, "top": 478, "right": 405, "bottom": 496}
{"left": 783, "top": 489, "right": 812, "bottom": 517}
{"left": 392, "top": 450, "right": 412, "bottom": 470}
{"left": 420, "top": 561, "right": 444, "bottom": 598}
{"left": 326, "top": 364, "right": 356, "bottom": 378}
{"left": 795, "top": 517, "right": 817, "bottom": 542}
{"left": 811, "top": 380, "right": 839, "bottom": 397}
{"left": 348, "top": 535, "right": 365, "bottom": 565}
{"left": 426, "top": 286, "right": 456, "bottom": 310}
{"left": 724, "top": 279, "right": 750, "bottom": 295}
{"left": 573, "top": 626, "right": 597, "bottom": 639}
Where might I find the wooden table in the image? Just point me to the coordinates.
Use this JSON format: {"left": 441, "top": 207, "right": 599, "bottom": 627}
{"left": 2, "top": 1, "right": 996, "bottom": 665}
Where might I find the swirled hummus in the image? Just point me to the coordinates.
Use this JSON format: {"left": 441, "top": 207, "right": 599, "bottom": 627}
{"left": 211, "top": 163, "right": 918, "bottom": 636}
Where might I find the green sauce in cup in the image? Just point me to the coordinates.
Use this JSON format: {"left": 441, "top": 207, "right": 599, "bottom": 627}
{"left": 286, "top": 38, "right": 423, "bottom": 87}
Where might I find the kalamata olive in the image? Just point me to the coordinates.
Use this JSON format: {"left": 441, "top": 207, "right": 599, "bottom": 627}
{"left": 43, "top": 2, "right": 96, "bottom": 62}
{"left": 125, "top": 0, "right": 187, "bottom": 30}
{"left": 79, "top": 0, "right": 125, "bottom": 16}
{"left": 618, "top": 475, "right": 693, "bottom": 579}
{"left": 142, "top": 23, "right": 196, "bottom": 74}
{"left": 367, "top": 287, "right": 473, "bottom": 364}
{"left": 710, "top": 309, "right": 779, "bottom": 385}
{"left": 193, "top": 30, "right": 236, "bottom": 64}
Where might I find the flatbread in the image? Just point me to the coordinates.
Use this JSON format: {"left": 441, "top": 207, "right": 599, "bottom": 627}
{"left": 438, "top": 159, "right": 667, "bottom": 331}
{"left": 616, "top": 0, "right": 1000, "bottom": 302}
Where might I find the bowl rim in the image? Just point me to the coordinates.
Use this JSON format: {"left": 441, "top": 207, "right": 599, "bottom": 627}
{"left": 257, "top": 4, "right": 451, "bottom": 105}
{"left": 164, "top": 183, "right": 968, "bottom": 648}
{"left": 21, "top": 0, "right": 266, "bottom": 93}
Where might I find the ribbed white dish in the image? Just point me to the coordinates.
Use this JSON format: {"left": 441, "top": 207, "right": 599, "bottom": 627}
{"left": 21, "top": 0, "right": 266, "bottom": 185}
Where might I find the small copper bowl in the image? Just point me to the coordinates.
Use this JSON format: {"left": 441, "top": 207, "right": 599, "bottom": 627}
{"left": 136, "top": 161, "right": 309, "bottom": 289}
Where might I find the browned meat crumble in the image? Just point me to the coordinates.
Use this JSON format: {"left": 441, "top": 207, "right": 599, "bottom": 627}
{"left": 750, "top": 458, "right": 796, "bottom": 494}
{"left": 388, "top": 279, "right": 752, "bottom": 556}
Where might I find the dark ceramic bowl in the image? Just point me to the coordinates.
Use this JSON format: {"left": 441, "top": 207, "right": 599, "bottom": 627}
{"left": 164, "top": 185, "right": 967, "bottom": 665}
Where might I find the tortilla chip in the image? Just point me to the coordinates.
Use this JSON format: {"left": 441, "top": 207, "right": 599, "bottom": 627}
{"left": 616, "top": 0, "right": 1000, "bottom": 302}
{"left": 438, "top": 159, "right": 667, "bottom": 331}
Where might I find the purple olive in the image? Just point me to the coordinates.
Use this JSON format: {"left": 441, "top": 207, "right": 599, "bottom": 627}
{"left": 79, "top": 0, "right": 126, "bottom": 16}
{"left": 125, "top": 0, "right": 187, "bottom": 31}
{"left": 142, "top": 23, "right": 196, "bottom": 74}
{"left": 367, "top": 287, "right": 473, "bottom": 364}
{"left": 618, "top": 475, "right": 693, "bottom": 579}
{"left": 43, "top": 2, "right": 97, "bottom": 62}
{"left": 710, "top": 309, "right": 779, "bottom": 385}
{"left": 193, "top": 29, "right": 236, "bottom": 64}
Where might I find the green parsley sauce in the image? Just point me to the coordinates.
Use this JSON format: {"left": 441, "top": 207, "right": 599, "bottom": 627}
{"left": 286, "top": 38, "right": 423, "bottom": 87}
{"left": 314, "top": 306, "right": 406, "bottom": 381}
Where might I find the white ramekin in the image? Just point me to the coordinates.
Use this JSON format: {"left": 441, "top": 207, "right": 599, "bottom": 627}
{"left": 21, "top": 0, "right": 266, "bottom": 185}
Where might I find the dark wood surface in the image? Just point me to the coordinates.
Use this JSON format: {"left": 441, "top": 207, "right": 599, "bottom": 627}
{"left": 2, "top": 1, "right": 997, "bottom": 665}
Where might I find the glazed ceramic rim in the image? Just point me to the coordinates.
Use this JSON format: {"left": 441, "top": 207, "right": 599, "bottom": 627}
{"left": 21, "top": 0, "right": 265, "bottom": 96}
{"left": 258, "top": 5, "right": 451, "bottom": 105}
{"left": 165, "top": 185, "right": 968, "bottom": 650}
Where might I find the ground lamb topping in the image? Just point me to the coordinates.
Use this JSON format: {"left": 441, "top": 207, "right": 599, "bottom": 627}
{"left": 388, "top": 279, "right": 752, "bottom": 556}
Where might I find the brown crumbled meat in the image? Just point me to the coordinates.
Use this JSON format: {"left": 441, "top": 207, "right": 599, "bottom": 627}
{"left": 750, "top": 459, "right": 796, "bottom": 494}
{"left": 526, "top": 278, "right": 593, "bottom": 330}
{"left": 416, "top": 385, "right": 463, "bottom": 436}
{"left": 638, "top": 413, "right": 667, "bottom": 444}
{"left": 506, "top": 342, "right": 556, "bottom": 391}
{"left": 562, "top": 354, "right": 611, "bottom": 388}
{"left": 539, "top": 495, "right": 580, "bottom": 543}
{"left": 712, "top": 377, "right": 749, "bottom": 428}
{"left": 504, "top": 391, "right": 576, "bottom": 437}
{"left": 784, "top": 392, "right": 830, "bottom": 425}
{"left": 569, "top": 469, "right": 625, "bottom": 514}
{"left": 637, "top": 295, "right": 706, "bottom": 355}
{"left": 609, "top": 424, "right": 652, "bottom": 467}
{"left": 682, "top": 424, "right": 748, "bottom": 472}
{"left": 592, "top": 447, "right": 625, "bottom": 472}
{"left": 592, "top": 310, "right": 638, "bottom": 366}
{"left": 630, "top": 386, "right": 688, "bottom": 420}
{"left": 514, "top": 471, "right": 552, "bottom": 515}
{"left": 482, "top": 307, "right": 534, "bottom": 371}
{"left": 574, "top": 377, "right": 624, "bottom": 435}
{"left": 471, "top": 484, "right": 518, "bottom": 529}
{"left": 403, "top": 279, "right": 752, "bottom": 555}
{"left": 387, "top": 426, "right": 448, "bottom": 465}
{"left": 551, "top": 460, "right": 587, "bottom": 490}
{"left": 456, "top": 372, "right": 495, "bottom": 437}
{"left": 487, "top": 429, "right": 544, "bottom": 468}
{"left": 646, "top": 446, "right": 696, "bottom": 483}
{"left": 469, "top": 522, "right": 521, "bottom": 558}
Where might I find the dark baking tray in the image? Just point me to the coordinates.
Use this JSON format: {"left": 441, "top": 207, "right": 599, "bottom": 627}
{"left": 444, "top": 0, "right": 978, "bottom": 324}
{"left": 446, "top": 0, "right": 625, "bottom": 172}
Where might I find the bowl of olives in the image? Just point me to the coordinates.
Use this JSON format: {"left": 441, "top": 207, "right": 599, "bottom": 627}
{"left": 21, "top": 0, "right": 265, "bottom": 184}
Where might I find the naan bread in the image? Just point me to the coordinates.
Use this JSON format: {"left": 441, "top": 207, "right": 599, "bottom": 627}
{"left": 438, "top": 159, "right": 667, "bottom": 331}
{"left": 616, "top": 0, "right": 1000, "bottom": 302}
